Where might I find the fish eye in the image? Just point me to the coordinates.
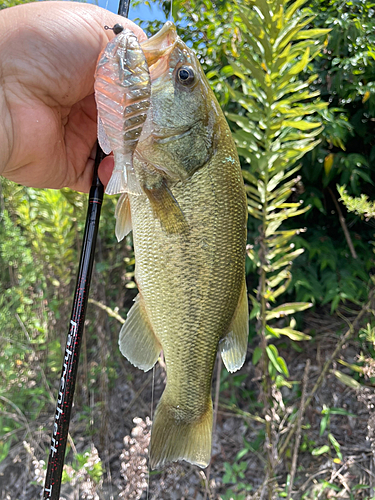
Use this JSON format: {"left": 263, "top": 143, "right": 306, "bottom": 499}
{"left": 177, "top": 66, "right": 195, "bottom": 86}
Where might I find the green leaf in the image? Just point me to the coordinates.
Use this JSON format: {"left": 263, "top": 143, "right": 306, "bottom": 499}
{"left": 311, "top": 445, "right": 330, "bottom": 456}
{"left": 249, "top": 294, "right": 260, "bottom": 320}
{"left": 337, "top": 359, "right": 364, "bottom": 374}
{"left": 267, "top": 230, "right": 300, "bottom": 249}
{"left": 265, "top": 219, "right": 284, "bottom": 236}
{"left": 242, "top": 170, "right": 258, "bottom": 185}
{"left": 295, "top": 29, "right": 331, "bottom": 39}
{"left": 282, "top": 120, "right": 322, "bottom": 131}
{"left": 239, "top": 50, "right": 266, "bottom": 86}
{"left": 266, "top": 345, "right": 288, "bottom": 376}
{"left": 320, "top": 414, "right": 329, "bottom": 436}
{"left": 266, "top": 249, "right": 305, "bottom": 271}
{"left": 266, "top": 302, "right": 312, "bottom": 320}
{"left": 274, "top": 16, "right": 315, "bottom": 52}
{"left": 284, "top": 0, "right": 308, "bottom": 21}
{"left": 267, "top": 269, "right": 292, "bottom": 288}
{"left": 326, "top": 408, "right": 356, "bottom": 417}
{"left": 276, "top": 356, "right": 289, "bottom": 377}
{"left": 268, "top": 327, "right": 311, "bottom": 341}
{"left": 332, "top": 370, "right": 361, "bottom": 389}
{"left": 328, "top": 433, "right": 343, "bottom": 461}
{"left": 252, "top": 346, "right": 262, "bottom": 365}
{"left": 352, "top": 484, "right": 371, "bottom": 491}
{"left": 226, "top": 113, "right": 254, "bottom": 133}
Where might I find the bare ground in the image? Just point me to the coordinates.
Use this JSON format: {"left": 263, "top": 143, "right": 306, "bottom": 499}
{"left": 0, "top": 306, "right": 374, "bottom": 500}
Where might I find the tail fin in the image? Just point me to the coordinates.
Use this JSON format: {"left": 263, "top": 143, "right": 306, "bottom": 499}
{"left": 149, "top": 395, "right": 213, "bottom": 470}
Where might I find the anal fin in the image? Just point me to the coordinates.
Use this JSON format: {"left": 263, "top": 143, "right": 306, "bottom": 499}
{"left": 119, "top": 294, "right": 161, "bottom": 372}
{"left": 115, "top": 193, "right": 132, "bottom": 242}
{"left": 220, "top": 279, "right": 249, "bottom": 373}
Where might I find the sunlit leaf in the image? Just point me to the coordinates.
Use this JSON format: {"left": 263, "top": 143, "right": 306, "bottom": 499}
{"left": 282, "top": 120, "right": 321, "bottom": 131}
{"left": 266, "top": 345, "right": 285, "bottom": 374}
{"left": 277, "top": 356, "right": 289, "bottom": 377}
{"left": 311, "top": 445, "right": 330, "bottom": 456}
{"left": 332, "top": 370, "right": 361, "bottom": 389}
{"left": 337, "top": 359, "right": 364, "bottom": 374}
{"left": 324, "top": 153, "right": 334, "bottom": 176}
{"left": 266, "top": 302, "right": 312, "bottom": 320}
{"left": 268, "top": 326, "right": 311, "bottom": 341}
{"left": 328, "top": 433, "right": 342, "bottom": 461}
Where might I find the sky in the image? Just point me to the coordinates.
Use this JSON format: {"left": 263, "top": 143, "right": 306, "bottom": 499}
{"left": 94, "top": 0, "right": 168, "bottom": 22}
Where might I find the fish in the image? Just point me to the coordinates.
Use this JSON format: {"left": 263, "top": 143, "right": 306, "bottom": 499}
{"left": 95, "top": 21, "right": 249, "bottom": 470}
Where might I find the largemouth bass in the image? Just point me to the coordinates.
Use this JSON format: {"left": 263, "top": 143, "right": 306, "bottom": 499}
{"left": 95, "top": 22, "right": 249, "bottom": 470}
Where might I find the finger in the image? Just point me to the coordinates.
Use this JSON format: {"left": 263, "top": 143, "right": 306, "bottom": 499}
{"left": 67, "top": 146, "right": 110, "bottom": 194}
{"left": 0, "top": 2, "right": 147, "bottom": 107}
{"left": 98, "top": 155, "right": 114, "bottom": 188}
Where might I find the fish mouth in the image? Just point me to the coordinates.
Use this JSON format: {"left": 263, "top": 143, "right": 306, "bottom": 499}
{"left": 141, "top": 22, "right": 178, "bottom": 81}
{"left": 141, "top": 22, "right": 177, "bottom": 64}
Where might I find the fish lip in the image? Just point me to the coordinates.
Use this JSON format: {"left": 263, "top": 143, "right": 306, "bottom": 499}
{"left": 140, "top": 21, "right": 177, "bottom": 66}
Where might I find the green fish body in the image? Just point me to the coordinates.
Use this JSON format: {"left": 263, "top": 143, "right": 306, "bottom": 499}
{"left": 102, "top": 22, "right": 249, "bottom": 469}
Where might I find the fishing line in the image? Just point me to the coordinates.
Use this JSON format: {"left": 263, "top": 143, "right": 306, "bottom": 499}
{"left": 146, "top": 364, "right": 156, "bottom": 500}
{"left": 43, "top": 0, "right": 131, "bottom": 498}
{"left": 151, "top": 365, "right": 155, "bottom": 422}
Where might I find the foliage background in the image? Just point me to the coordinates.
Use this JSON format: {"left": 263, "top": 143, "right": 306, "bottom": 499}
{"left": 1, "top": 0, "right": 375, "bottom": 498}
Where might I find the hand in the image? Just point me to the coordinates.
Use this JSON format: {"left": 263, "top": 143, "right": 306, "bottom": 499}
{"left": 0, "top": 1, "right": 146, "bottom": 192}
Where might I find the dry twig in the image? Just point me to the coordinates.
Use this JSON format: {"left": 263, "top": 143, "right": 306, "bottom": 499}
{"left": 279, "top": 287, "right": 375, "bottom": 457}
{"left": 204, "top": 355, "right": 222, "bottom": 500}
{"left": 287, "top": 359, "right": 310, "bottom": 500}
{"left": 88, "top": 298, "right": 125, "bottom": 324}
{"left": 328, "top": 187, "right": 357, "bottom": 259}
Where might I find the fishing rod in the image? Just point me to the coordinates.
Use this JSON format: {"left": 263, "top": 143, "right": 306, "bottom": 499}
{"left": 43, "top": 0, "right": 130, "bottom": 497}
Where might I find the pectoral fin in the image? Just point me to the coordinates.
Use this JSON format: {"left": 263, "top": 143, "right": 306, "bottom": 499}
{"left": 143, "top": 180, "right": 188, "bottom": 234}
{"left": 115, "top": 193, "right": 132, "bottom": 242}
{"left": 119, "top": 294, "right": 161, "bottom": 372}
{"left": 220, "top": 280, "right": 249, "bottom": 373}
{"left": 105, "top": 166, "right": 127, "bottom": 195}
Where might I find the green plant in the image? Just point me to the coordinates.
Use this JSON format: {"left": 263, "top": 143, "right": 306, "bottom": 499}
{"left": 224, "top": 0, "right": 328, "bottom": 491}
{"left": 338, "top": 185, "right": 375, "bottom": 221}
{"left": 61, "top": 446, "right": 104, "bottom": 485}
{"left": 289, "top": 228, "right": 372, "bottom": 312}
{"left": 312, "top": 405, "right": 356, "bottom": 462}
{"left": 221, "top": 454, "right": 253, "bottom": 500}
{"left": 293, "top": 0, "right": 375, "bottom": 312}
